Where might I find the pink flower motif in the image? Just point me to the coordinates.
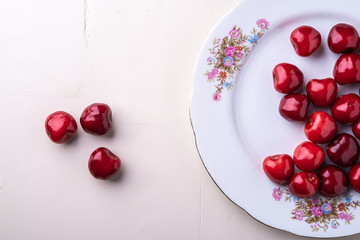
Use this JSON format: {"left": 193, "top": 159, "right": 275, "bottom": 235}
{"left": 272, "top": 188, "right": 282, "bottom": 201}
{"left": 339, "top": 212, "right": 346, "bottom": 219}
{"left": 256, "top": 18, "right": 269, "bottom": 29}
{"left": 212, "top": 68, "right": 219, "bottom": 75}
{"left": 212, "top": 92, "right": 222, "bottom": 101}
{"left": 225, "top": 46, "right": 236, "bottom": 56}
{"left": 229, "top": 29, "right": 240, "bottom": 39}
{"left": 311, "top": 207, "right": 322, "bottom": 217}
{"left": 294, "top": 210, "right": 304, "bottom": 221}
{"left": 345, "top": 214, "right": 353, "bottom": 222}
{"left": 236, "top": 52, "right": 243, "bottom": 59}
{"left": 208, "top": 72, "right": 216, "bottom": 80}
{"left": 207, "top": 57, "right": 214, "bottom": 63}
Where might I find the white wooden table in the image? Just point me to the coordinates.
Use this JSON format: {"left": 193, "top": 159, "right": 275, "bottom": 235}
{"left": 1, "top": 0, "right": 359, "bottom": 239}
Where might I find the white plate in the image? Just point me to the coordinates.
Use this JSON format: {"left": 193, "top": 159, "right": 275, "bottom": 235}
{"left": 190, "top": 0, "right": 360, "bottom": 238}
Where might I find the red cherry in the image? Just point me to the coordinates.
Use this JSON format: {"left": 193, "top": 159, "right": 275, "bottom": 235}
{"left": 331, "top": 93, "right": 360, "bottom": 124}
{"left": 319, "top": 165, "right": 348, "bottom": 197}
{"left": 304, "top": 111, "right": 337, "bottom": 144}
{"left": 45, "top": 111, "right": 77, "bottom": 143}
{"left": 80, "top": 103, "right": 112, "bottom": 135}
{"left": 326, "top": 133, "right": 359, "bottom": 167}
{"left": 328, "top": 23, "right": 360, "bottom": 54}
{"left": 263, "top": 154, "right": 294, "bottom": 184}
{"left": 279, "top": 93, "right": 310, "bottom": 122}
{"left": 333, "top": 53, "right": 360, "bottom": 85}
{"left": 290, "top": 26, "right": 321, "bottom": 57}
{"left": 306, "top": 78, "right": 337, "bottom": 107}
{"left": 349, "top": 163, "right": 360, "bottom": 193}
{"left": 288, "top": 172, "right": 319, "bottom": 198}
{"left": 352, "top": 119, "right": 360, "bottom": 139}
{"left": 88, "top": 147, "right": 121, "bottom": 180}
{"left": 293, "top": 141, "right": 324, "bottom": 171}
{"left": 272, "top": 63, "right": 304, "bottom": 93}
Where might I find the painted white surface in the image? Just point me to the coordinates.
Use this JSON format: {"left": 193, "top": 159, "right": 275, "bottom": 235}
{"left": 0, "top": 0, "right": 359, "bottom": 239}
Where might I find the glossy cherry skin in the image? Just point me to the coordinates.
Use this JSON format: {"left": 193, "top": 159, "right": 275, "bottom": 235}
{"left": 263, "top": 154, "right": 294, "bottom": 184}
{"left": 349, "top": 163, "right": 360, "bottom": 193}
{"left": 328, "top": 23, "right": 360, "bottom": 54}
{"left": 279, "top": 93, "right": 310, "bottom": 122}
{"left": 331, "top": 93, "right": 360, "bottom": 124}
{"left": 272, "top": 63, "right": 303, "bottom": 93}
{"left": 293, "top": 141, "right": 325, "bottom": 171}
{"left": 45, "top": 111, "right": 77, "bottom": 143}
{"left": 304, "top": 111, "right": 338, "bottom": 144}
{"left": 326, "top": 133, "right": 359, "bottom": 167}
{"left": 333, "top": 53, "right": 360, "bottom": 85}
{"left": 88, "top": 147, "right": 121, "bottom": 180}
{"left": 319, "top": 165, "right": 348, "bottom": 197}
{"left": 290, "top": 26, "right": 321, "bottom": 57}
{"left": 306, "top": 78, "right": 337, "bottom": 107}
{"left": 288, "top": 172, "right": 319, "bottom": 198}
{"left": 352, "top": 119, "right": 360, "bottom": 140}
{"left": 80, "top": 103, "right": 112, "bottom": 135}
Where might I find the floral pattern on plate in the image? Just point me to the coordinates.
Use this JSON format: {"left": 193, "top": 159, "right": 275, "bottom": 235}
{"left": 273, "top": 187, "right": 360, "bottom": 232}
{"left": 205, "top": 19, "right": 269, "bottom": 101}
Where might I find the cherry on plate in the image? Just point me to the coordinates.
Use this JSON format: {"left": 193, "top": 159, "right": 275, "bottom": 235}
{"left": 293, "top": 141, "right": 324, "bottom": 171}
{"left": 290, "top": 26, "right": 321, "bottom": 57}
{"left": 288, "top": 172, "right": 319, "bottom": 198}
{"left": 304, "top": 111, "right": 337, "bottom": 144}
{"left": 263, "top": 154, "right": 294, "bottom": 184}
{"left": 272, "top": 63, "right": 304, "bottom": 93}
{"left": 352, "top": 119, "right": 360, "bottom": 140}
{"left": 88, "top": 147, "right": 121, "bottom": 180}
{"left": 328, "top": 23, "right": 360, "bottom": 54}
{"left": 326, "top": 133, "right": 359, "bottom": 167}
{"left": 305, "top": 78, "right": 337, "bottom": 107}
{"left": 319, "top": 165, "right": 348, "bottom": 197}
{"left": 45, "top": 111, "right": 77, "bottom": 144}
{"left": 333, "top": 53, "right": 360, "bottom": 85}
{"left": 278, "top": 93, "right": 310, "bottom": 122}
{"left": 80, "top": 103, "right": 112, "bottom": 135}
{"left": 349, "top": 163, "right": 360, "bottom": 193}
{"left": 331, "top": 93, "right": 360, "bottom": 124}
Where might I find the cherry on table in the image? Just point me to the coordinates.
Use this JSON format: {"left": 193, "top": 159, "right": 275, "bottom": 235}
{"left": 80, "top": 103, "right": 112, "bottom": 135}
{"left": 45, "top": 111, "right": 77, "bottom": 144}
{"left": 88, "top": 147, "right": 121, "bottom": 180}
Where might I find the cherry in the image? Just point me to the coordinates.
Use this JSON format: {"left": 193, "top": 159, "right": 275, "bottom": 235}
{"left": 88, "top": 147, "right": 121, "bottom": 180}
{"left": 263, "top": 154, "right": 294, "bottom": 184}
{"left": 352, "top": 119, "right": 360, "bottom": 140}
{"left": 306, "top": 78, "right": 337, "bottom": 107}
{"left": 331, "top": 93, "right": 360, "bottom": 124}
{"left": 319, "top": 165, "right": 348, "bottom": 197}
{"left": 333, "top": 53, "right": 360, "bottom": 85}
{"left": 272, "top": 63, "right": 304, "bottom": 93}
{"left": 288, "top": 172, "right": 319, "bottom": 198}
{"left": 293, "top": 141, "right": 324, "bottom": 171}
{"left": 45, "top": 111, "right": 77, "bottom": 143}
{"left": 304, "top": 111, "right": 337, "bottom": 144}
{"left": 349, "top": 163, "right": 360, "bottom": 193}
{"left": 278, "top": 93, "right": 310, "bottom": 122}
{"left": 326, "top": 133, "right": 359, "bottom": 167}
{"left": 328, "top": 23, "right": 360, "bottom": 54}
{"left": 290, "top": 26, "right": 321, "bottom": 57}
{"left": 80, "top": 103, "right": 112, "bottom": 135}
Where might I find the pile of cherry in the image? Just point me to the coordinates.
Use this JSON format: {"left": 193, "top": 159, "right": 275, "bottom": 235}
{"left": 45, "top": 103, "right": 121, "bottom": 180}
{"left": 263, "top": 23, "right": 360, "bottom": 199}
